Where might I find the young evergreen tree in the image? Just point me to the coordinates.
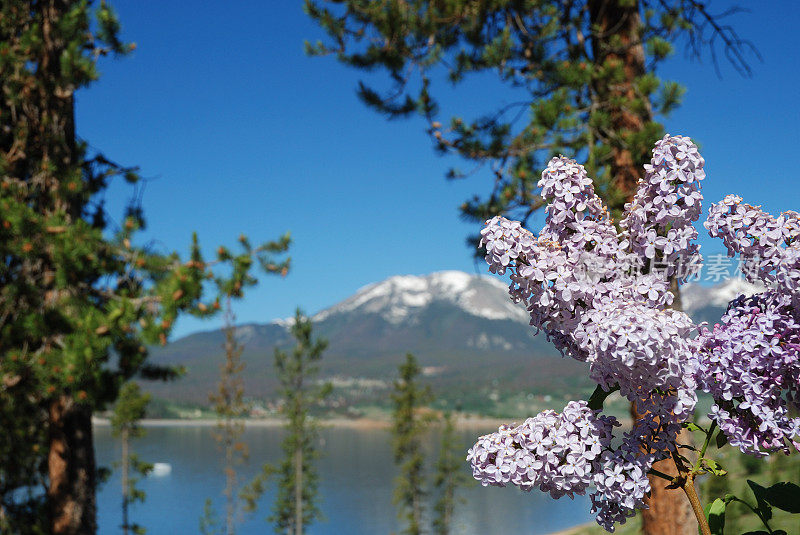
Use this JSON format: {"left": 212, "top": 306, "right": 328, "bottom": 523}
{"left": 203, "top": 295, "right": 252, "bottom": 535}
{"left": 255, "top": 309, "right": 330, "bottom": 535}
{"left": 199, "top": 499, "right": 222, "bottom": 535}
{"left": 0, "top": 3, "right": 290, "bottom": 533}
{"left": 431, "top": 412, "right": 469, "bottom": 535}
{"left": 391, "top": 354, "right": 433, "bottom": 535}
{"left": 110, "top": 381, "right": 152, "bottom": 535}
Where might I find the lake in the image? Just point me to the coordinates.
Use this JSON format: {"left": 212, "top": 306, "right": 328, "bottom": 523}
{"left": 95, "top": 424, "right": 594, "bottom": 534}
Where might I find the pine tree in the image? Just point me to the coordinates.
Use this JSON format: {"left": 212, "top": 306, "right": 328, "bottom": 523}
{"left": 200, "top": 498, "right": 222, "bottom": 535}
{"left": 305, "top": 3, "right": 756, "bottom": 532}
{"left": 0, "top": 3, "right": 290, "bottom": 533}
{"left": 0, "top": 368, "right": 47, "bottom": 532}
{"left": 304, "top": 0, "right": 756, "bottom": 235}
{"left": 110, "top": 382, "right": 152, "bottom": 535}
{"left": 204, "top": 295, "right": 252, "bottom": 535}
{"left": 391, "top": 354, "right": 433, "bottom": 535}
{"left": 254, "top": 309, "right": 330, "bottom": 535}
{"left": 431, "top": 412, "right": 469, "bottom": 535}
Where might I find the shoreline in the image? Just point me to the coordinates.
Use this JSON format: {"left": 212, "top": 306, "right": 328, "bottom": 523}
{"left": 92, "top": 414, "right": 519, "bottom": 431}
{"left": 546, "top": 522, "right": 595, "bottom": 535}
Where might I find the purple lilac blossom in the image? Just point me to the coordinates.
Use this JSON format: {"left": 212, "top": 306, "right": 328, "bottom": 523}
{"left": 476, "top": 134, "right": 800, "bottom": 529}
{"left": 695, "top": 291, "right": 800, "bottom": 456}
{"left": 479, "top": 137, "right": 703, "bottom": 404}
{"left": 705, "top": 194, "right": 800, "bottom": 307}
{"left": 578, "top": 302, "right": 699, "bottom": 408}
{"left": 621, "top": 135, "right": 706, "bottom": 281}
{"left": 591, "top": 450, "right": 652, "bottom": 532}
{"left": 475, "top": 135, "right": 707, "bottom": 531}
{"left": 466, "top": 401, "right": 618, "bottom": 498}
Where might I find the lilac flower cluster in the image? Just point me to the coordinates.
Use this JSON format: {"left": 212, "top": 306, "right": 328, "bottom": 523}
{"left": 586, "top": 388, "right": 698, "bottom": 531}
{"left": 472, "top": 134, "right": 800, "bottom": 530}
{"left": 705, "top": 194, "right": 800, "bottom": 307}
{"left": 590, "top": 450, "right": 651, "bottom": 530}
{"left": 480, "top": 136, "right": 702, "bottom": 405}
{"left": 475, "top": 136, "right": 708, "bottom": 530}
{"left": 537, "top": 156, "right": 621, "bottom": 257}
{"left": 697, "top": 196, "right": 800, "bottom": 455}
{"left": 578, "top": 303, "right": 698, "bottom": 413}
{"left": 621, "top": 136, "right": 705, "bottom": 281}
{"left": 467, "top": 401, "right": 618, "bottom": 498}
{"left": 696, "top": 290, "right": 800, "bottom": 456}
{"left": 466, "top": 400, "right": 658, "bottom": 532}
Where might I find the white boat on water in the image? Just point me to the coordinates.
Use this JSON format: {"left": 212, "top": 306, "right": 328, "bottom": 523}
{"left": 150, "top": 463, "right": 172, "bottom": 477}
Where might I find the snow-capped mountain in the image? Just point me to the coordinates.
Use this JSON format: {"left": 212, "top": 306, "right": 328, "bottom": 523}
{"left": 312, "top": 270, "right": 528, "bottom": 324}
{"left": 308, "top": 270, "right": 764, "bottom": 326}
{"left": 148, "top": 271, "right": 766, "bottom": 405}
{"left": 681, "top": 278, "right": 765, "bottom": 322}
{"left": 149, "top": 271, "right": 572, "bottom": 404}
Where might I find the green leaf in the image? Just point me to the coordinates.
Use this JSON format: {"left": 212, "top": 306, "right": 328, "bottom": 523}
{"left": 703, "top": 459, "right": 727, "bottom": 476}
{"left": 684, "top": 422, "right": 702, "bottom": 432}
{"left": 762, "top": 482, "right": 800, "bottom": 514}
{"left": 706, "top": 498, "right": 726, "bottom": 535}
{"left": 747, "top": 480, "right": 773, "bottom": 522}
{"left": 715, "top": 430, "right": 728, "bottom": 448}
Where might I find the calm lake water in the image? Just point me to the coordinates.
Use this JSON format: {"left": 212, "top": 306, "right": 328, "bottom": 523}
{"left": 95, "top": 425, "right": 593, "bottom": 534}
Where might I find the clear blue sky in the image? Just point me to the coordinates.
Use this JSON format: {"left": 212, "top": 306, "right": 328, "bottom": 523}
{"left": 76, "top": 1, "right": 800, "bottom": 339}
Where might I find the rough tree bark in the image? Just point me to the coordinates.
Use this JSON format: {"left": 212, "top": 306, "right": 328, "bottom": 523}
{"left": 589, "top": 2, "right": 695, "bottom": 533}
{"left": 589, "top": 0, "right": 652, "bottom": 200}
{"left": 48, "top": 396, "right": 97, "bottom": 535}
{"left": 40, "top": 1, "right": 100, "bottom": 532}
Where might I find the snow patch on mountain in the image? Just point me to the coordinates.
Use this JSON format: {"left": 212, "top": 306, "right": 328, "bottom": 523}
{"left": 467, "top": 332, "right": 514, "bottom": 351}
{"left": 274, "top": 273, "right": 764, "bottom": 329}
{"left": 313, "top": 270, "right": 528, "bottom": 324}
{"left": 271, "top": 317, "right": 295, "bottom": 328}
{"left": 681, "top": 278, "right": 766, "bottom": 315}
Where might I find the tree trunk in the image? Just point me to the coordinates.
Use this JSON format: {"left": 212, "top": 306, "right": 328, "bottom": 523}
{"left": 631, "top": 405, "right": 697, "bottom": 535}
{"left": 294, "top": 447, "right": 303, "bottom": 535}
{"left": 627, "top": 281, "right": 696, "bottom": 534}
{"left": 412, "top": 475, "right": 422, "bottom": 535}
{"left": 48, "top": 395, "right": 97, "bottom": 535}
{"left": 225, "top": 438, "right": 235, "bottom": 535}
{"left": 633, "top": 282, "right": 696, "bottom": 534}
{"left": 589, "top": 2, "right": 694, "bottom": 533}
{"left": 443, "top": 485, "right": 453, "bottom": 535}
{"left": 588, "top": 0, "right": 652, "bottom": 201}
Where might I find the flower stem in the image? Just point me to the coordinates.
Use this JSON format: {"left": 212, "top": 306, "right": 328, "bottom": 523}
{"left": 698, "top": 420, "right": 718, "bottom": 463}
{"left": 647, "top": 467, "right": 673, "bottom": 481}
{"left": 681, "top": 473, "right": 710, "bottom": 535}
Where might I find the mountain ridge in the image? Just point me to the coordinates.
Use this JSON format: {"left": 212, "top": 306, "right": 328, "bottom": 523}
{"left": 147, "top": 271, "right": 765, "bottom": 413}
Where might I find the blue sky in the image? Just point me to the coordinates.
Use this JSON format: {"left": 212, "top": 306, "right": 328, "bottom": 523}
{"left": 76, "top": 1, "right": 800, "bottom": 338}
